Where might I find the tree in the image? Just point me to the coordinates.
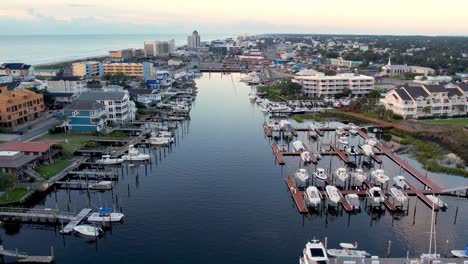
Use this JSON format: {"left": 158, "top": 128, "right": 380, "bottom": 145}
{"left": 0, "top": 173, "right": 16, "bottom": 191}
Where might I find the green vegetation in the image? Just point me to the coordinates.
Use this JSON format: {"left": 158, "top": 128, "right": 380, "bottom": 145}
{"left": 417, "top": 118, "right": 468, "bottom": 126}
{"left": 35, "top": 159, "right": 73, "bottom": 179}
{"left": 257, "top": 80, "right": 302, "bottom": 101}
{"left": 42, "top": 133, "right": 89, "bottom": 155}
{"left": 0, "top": 173, "right": 16, "bottom": 191}
{"left": 0, "top": 188, "right": 34, "bottom": 205}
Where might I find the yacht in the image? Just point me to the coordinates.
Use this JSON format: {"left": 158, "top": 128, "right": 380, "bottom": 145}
{"left": 147, "top": 131, "right": 170, "bottom": 146}
{"left": 305, "top": 186, "right": 322, "bottom": 208}
{"left": 346, "top": 146, "right": 359, "bottom": 156}
{"left": 295, "top": 169, "right": 310, "bottom": 188}
{"left": 334, "top": 168, "right": 349, "bottom": 182}
{"left": 326, "top": 185, "right": 341, "bottom": 206}
{"left": 260, "top": 106, "right": 269, "bottom": 113}
{"left": 367, "top": 186, "right": 385, "bottom": 204}
{"left": 122, "top": 145, "right": 151, "bottom": 161}
{"left": 73, "top": 225, "right": 103, "bottom": 237}
{"left": 345, "top": 194, "right": 361, "bottom": 211}
{"left": 371, "top": 169, "right": 389, "bottom": 184}
{"left": 335, "top": 127, "right": 346, "bottom": 136}
{"left": 327, "top": 243, "right": 369, "bottom": 258}
{"left": 301, "top": 151, "right": 313, "bottom": 163}
{"left": 389, "top": 187, "right": 408, "bottom": 205}
{"left": 314, "top": 168, "right": 328, "bottom": 181}
{"left": 299, "top": 240, "right": 329, "bottom": 264}
{"left": 96, "top": 155, "right": 124, "bottom": 165}
{"left": 293, "top": 141, "right": 306, "bottom": 152}
{"left": 87, "top": 208, "right": 125, "bottom": 222}
{"left": 393, "top": 176, "right": 409, "bottom": 190}
{"left": 426, "top": 195, "right": 448, "bottom": 209}
{"left": 352, "top": 169, "right": 366, "bottom": 183}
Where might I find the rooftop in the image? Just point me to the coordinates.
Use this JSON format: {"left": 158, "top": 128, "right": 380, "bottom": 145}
{"left": 64, "top": 100, "right": 105, "bottom": 111}
{"left": 394, "top": 88, "right": 413, "bottom": 101}
{"left": 0, "top": 63, "right": 31, "bottom": 70}
{"left": 403, "top": 85, "right": 429, "bottom": 99}
{"left": 0, "top": 142, "right": 56, "bottom": 153}
{"left": 77, "top": 91, "right": 126, "bottom": 101}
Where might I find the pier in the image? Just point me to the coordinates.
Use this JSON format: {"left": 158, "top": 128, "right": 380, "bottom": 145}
{"left": 285, "top": 177, "right": 308, "bottom": 214}
{"left": 61, "top": 208, "right": 93, "bottom": 234}
{"left": 0, "top": 246, "right": 54, "bottom": 263}
{"left": 0, "top": 207, "right": 85, "bottom": 222}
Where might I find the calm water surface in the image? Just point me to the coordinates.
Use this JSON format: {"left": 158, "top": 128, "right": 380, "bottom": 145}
{"left": 1, "top": 73, "right": 467, "bottom": 263}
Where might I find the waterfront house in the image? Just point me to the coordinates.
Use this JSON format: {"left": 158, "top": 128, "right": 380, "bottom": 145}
{"left": 0, "top": 151, "right": 38, "bottom": 179}
{"left": 0, "top": 142, "right": 61, "bottom": 164}
{"left": 0, "top": 85, "right": 45, "bottom": 128}
{"left": 64, "top": 100, "right": 106, "bottom": 132}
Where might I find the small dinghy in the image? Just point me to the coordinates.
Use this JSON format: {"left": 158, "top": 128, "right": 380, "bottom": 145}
{"left": 334, "top": 168, "right": 349, "bottom": 182}
{"left": 73, "top": 225, "right": 103, "bottom": 237}
{"left": 327, "top": 242, "right": 370, "bottom": 258}
{"left": 393, "top": 176, "right": 409, "bottom": 190}
{"left": 314, "top": 168, "right": 328, "bottom": 181}
{"left": 305, "top": 186, "right": 322, "bottom": 208}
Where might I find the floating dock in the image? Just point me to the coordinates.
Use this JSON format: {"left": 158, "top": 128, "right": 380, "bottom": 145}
{"left": 61, "top": 208, "right": 93, "bottom": 234}
{"left": 0, "top": 246, "right": 53, "bottom": 263}
{"left": 263, "top": 123, "right": 272, "bottom": 137}
{"left": 285, "top": 177, "right": 308, "bottom": 214}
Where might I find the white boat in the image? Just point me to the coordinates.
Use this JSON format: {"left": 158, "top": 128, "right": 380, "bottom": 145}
{"left": 348, "top": 125, "right": 358, "bottom": 136}
{"left": 337, "top": 136, "right": 349, "bottom": 145}
{"left": 260, "top": 106, "right": 269, "bottom": 113}
{"left": 88, "top": 208, "right": 125, "bottom": 222}
{"left": 426, "top": 195, "right": 447, "bottom": 208}
{"left": 393, "top": 176, "right": 409, "bottom": 189}
{"left": 88, "top": 181, "right": 113, "bottom": 190}
{"left": 122, "top": 145, "right": 151, "bottom": 161}
{"left": 293, "top": 141, "right": 306, "bottom": 152}
{"left": 368, "top": 187, "right": 385, "bottom": 204}
{"left": 147, "top": 136, "right": 170, "bottom": 146}
{"left": 346, "top": 146, "right": 359, "bottom": 156}
{"left": 305, "top": 186, "right": 322, "bottom": 208}
{"left": 295, "top": 169, "right": 310, "bottom": 188}
{"left": 451, "top": 244, "right": 468, "bottom": 258}
{"left": 327, "top": 242, "right": 369, "bottom": 258}
{"left": 389, "top": 187, "right": 408, "bottom": 204}
{"left": 248, "top": 93, "right": 257, "bottom": 100}
{"left": 96, "top": 155, "right": 124, "bottom": 165}
{"left": 345, "top": 194, "right": 361, "bottom": 211}
{"left": 308, "top": 124, "right": 317, "bottom": 138}
{"left": 366, "top": 138, "right": 377, "bottom": 147}
{"left": 301, "top": 151, "right": 313, "bottom": 163}
{"left": 334, "top": 168, "right": 349, "bottom": 182}
{"left": 158, "top": 131, "right": 175, "bottom": 143}
{"left": 299, "top": 240, "right": 329, "bottom": 264}
{"left": 326, "top": 185, "right": 341, "bottom": 205}
{"left": 73, "top": 225, "right": 103, "bottom": 237}
{"left": 361, "top": 144, "right": 374, "bottom": 156}
{"left": 371, "top": 169, "right": 389, "bottom": 184}
{"left": 279, "top": 120, "right": 291, "bottom": 130}
{"left": 291, "top": 107, "right": 307, "bottom": 114}
{"left": 313, "top": 151, "right": 322, "bottom": 160}
{"left": 336, "top": 127, "right": 346, "bottom": 136}
{"left": 352, "top": 169, "right": 366, "bottom": 183}
{"left": 314, "top": 168, "right": 328, "bottom": 181}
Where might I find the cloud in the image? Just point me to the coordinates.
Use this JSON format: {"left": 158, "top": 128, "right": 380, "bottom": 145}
{"left": 67, "top": 3, "right": 96, "bottom": 8}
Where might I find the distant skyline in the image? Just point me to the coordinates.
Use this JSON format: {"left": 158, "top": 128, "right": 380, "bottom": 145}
{"left": 1, "top": 0, "right": 468, "bottom": 36}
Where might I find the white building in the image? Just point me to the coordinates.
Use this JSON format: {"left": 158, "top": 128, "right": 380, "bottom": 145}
{"left": 46, "top": 77, "right": 87, "bottom": 100}
{"left": 187, "top": 30, "right": 201, "bottom": 49}
{"left": 380, "top": 83, "right": 468, "bottom": 119}
{"left": 144, "top": 40, "right": 176, "bottom": 57}
{"left": 77, "top": 90, "right": 136, "bottom": 124}
{"left": 381, "top": 57, "right": 435, "bottom": 77}
{"left": 293, "top": 73, "right": 375, "bottom": 98}
{"left": 0, "top": 75, "right": 13, "bottom": 84}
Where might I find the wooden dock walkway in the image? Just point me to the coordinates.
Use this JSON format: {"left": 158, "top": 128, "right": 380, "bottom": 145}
{"left": 271, "top": 144, "right": 318, "bottom": 165}
{"left": 0, "top": 207, "right": 76, "bottom": 222}
{"left": 384, "top": 200, "right": 397, "bottom": 211}
{"left": 272, "top": 144, "right": 285, "bottom": 165}
{"left": 285, "top": 177, "right": 308, "bottom": 214}
{"left": 61, "top": 208, "right": 92, "bottom": 234}
{"left": 339, "top": 197, "right": 353, "bottom": 212}
{"left": 330, "top": 145, "right": 349, "bottom": 163}
{"left": 263, "top": 123, "right": 272, "bottom": 137}
{"left": 0, "top": 246, "right": 53, "bottom": 263}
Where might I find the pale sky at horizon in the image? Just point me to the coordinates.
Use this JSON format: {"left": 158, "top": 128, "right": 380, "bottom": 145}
{"left": 1, "top": 0, "right": 467, "bottom": 36}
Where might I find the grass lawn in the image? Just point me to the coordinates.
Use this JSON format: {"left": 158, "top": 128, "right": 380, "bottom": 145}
{"left": 35, "top": 159, "right": 73, "bottom": 179}
{"left": 0, "top": 188, "right": 34, "bottom": 205}
{"left": 42, "top": 133, "right": 90, "bottom": 155}
{"left": 417, "top": 118, "right": 468, "bottom": 126}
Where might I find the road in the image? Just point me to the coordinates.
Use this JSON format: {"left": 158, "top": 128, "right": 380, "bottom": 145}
{"left": 18, "top": 115, "right": 61, "bottom": 142}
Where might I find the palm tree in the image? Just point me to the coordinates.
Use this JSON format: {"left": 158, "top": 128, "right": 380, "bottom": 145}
{"left": 58, "top": 115, "right": 70, "bottom": 133}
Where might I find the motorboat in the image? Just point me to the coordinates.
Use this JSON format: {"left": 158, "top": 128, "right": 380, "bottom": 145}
{"left": 305, "top": 186, "right": 322, "bottom": 208}
{"left": 389, "top": 187, "right": 408, "bottom": 204}
{"left": 327, "top": 242, "right": 369, "bottom": 258}
{"left": 367, "top": 187, "right": 385, "bottom": 204}
{"left": 371, "top": 169, "right": 390, "bottom": 184}
{"left": 352, "top": 169, "right": 366, "bottom": 183}
{"left": 291, "top": 107, "right": 307, "bottom": 115}
{"left": 314, "top": 168, "right": 328, "bottom": 181}
{"left": 348, "top": 125, "right": 358, "bottom": 136}
{"left": 336, "top": 127, "right": 346, "bottom": 136}
{"left": 308, "top": 123, "right": 318, "bottom": 138}
{"left": 360, "top": 144, "right": 374, "bottom": 156}
{"left": 393, "top": 176, "right": 409, "bottom": 190}
{"left": 299, "top": 240, "right": 329, "bottom": 264}
{"left": 293, "top": 141, "right": 306, "bottom": 152}
{"left": 345, "top": 194, "right": 361, "bottom": 211}
{"left": 88, "top": 208, "right": 125, "bottom": 222}
{"left": 88, "top": 181, "right": 113, "bottom": 190}
{"left": 158, "top": 131, "right": 175, "bottom": 143}
{"left": 366, "top": 138, "right": 377, "bottom": 147}
{"left": 301, "top": 151, "right": 313, "bottom": 163}
{"left": 260, "top": 106, "right": 269, "bottom": 113}
{"left": 122, "top": 145, "right": 151, "bottom": 161}
{"left": 334, "top": 168, "right": 349, "bottom": 182}
{"left": 73, "top": 225, "right": 103, "bottom": 237}
{"left": 326, "top": 185, "right": 341, "bottom": 205}
{"left": 295, "top": 169, "right": 310, "bottom": 188}
{"left": 279, "top": 120, "right": 291, "bottom": 131}
{"left": 313, "top": 151, "right": 322, "bottom": 160}
{"left": 278, "top": 144, "right": 288, "bottom": 152}
{"left": 450, "top": 244, "right": 468, "bottom": 258}
{"left": 426, "top": 195, "right": 448, "bottom": 209}
{"left": 248, "top": 93, "right": 257, "bottom": 100}
{"left": 346, "top": 146, "right": 359, "bottom": 156}
{"left": 96, "top": 155, "right": 124, "bottom": 165}
{"left": 337, "top": 136, "right": 349, "bottom": 146}
{"left": 147, "top": 136, "right": 170, "bottom": 146}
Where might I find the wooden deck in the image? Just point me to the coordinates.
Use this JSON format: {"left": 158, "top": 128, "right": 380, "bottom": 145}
{"left": 330, "top": 145, "right": 350, "bottom": 163}
{"left": 271, "top": 144, "right": 285, "bottom": 165}
{"left": 0, "top": 246, "right": 53, "bottom": 263}
{"left": 271, "top": 144, "right": 318, "bottom": 165}
{"left": 263, "top": 123, "right": 272, "bottom": 137}
{"left": 339, "top": 197, "right": 353, "bottom": 212}
{"left": 285, "top": 177, "right": 309, "bottom": 214}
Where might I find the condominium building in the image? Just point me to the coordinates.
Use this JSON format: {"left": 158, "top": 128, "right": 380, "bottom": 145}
{"left": 144, "top": 40, "right": 175, "bottom": 57}
{"left": 380, "top": 83, "right": 468, "bottom": 119}
{"left": 293, "top": 73, "right": 375, "bottom": 98}
{"left": 329, "top": 57, "right": 362, "bottom": 68}
{"left": 46, "top": 77, "right": 87, "bottom": 102}
{"left": 72, "top": 61, "right": 103, "bottom": 77}
{"left": 102, "top": 62, "right": 153, "bottom": 79}
{"left": 0, "top": 86, "right": 45, "bottom": 127}
{"left": 187, "top": 30, "right": 201, "bottom": 49}
{"left": 109, "top": 48, "right": 145, "bottom": 60}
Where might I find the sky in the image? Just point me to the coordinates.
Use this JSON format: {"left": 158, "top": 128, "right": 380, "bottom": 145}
{"left": 1, "top": 0, "right": 467, "bottom": 36}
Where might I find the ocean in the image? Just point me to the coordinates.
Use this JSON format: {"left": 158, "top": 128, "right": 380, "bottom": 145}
{"left": 0, "top": 34, "right": 232, "bottom": 65}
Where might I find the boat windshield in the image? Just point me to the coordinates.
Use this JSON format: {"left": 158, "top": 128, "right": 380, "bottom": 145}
{"left": 374, "top": 191, "right": 381, "bottom": 197}
{"left": 310, "top": 248, "right": 325, "bottom": 257}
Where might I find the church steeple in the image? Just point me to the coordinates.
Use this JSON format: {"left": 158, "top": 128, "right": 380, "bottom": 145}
{"left": 387, "top": 55, "right": 392, "bottom": 66}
